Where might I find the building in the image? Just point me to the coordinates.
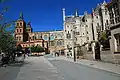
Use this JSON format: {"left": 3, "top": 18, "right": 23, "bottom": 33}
{"left": 63, "top": 1, "right": 110, "bottom": 57}
{"left": 107, "top": 0, "right": 120, "bottom": 54}
{"left": 92, "top": 1, "right": 110, "bottom": 41}
{"left": 15, "top": 13, "right": 64, "bottom": 54}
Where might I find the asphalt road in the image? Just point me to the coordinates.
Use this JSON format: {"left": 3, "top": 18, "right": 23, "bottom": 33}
{"left": 0, "top": 62, "right": 24, "bottom": 80}
{"left": 0, "top": 57, "right": 65, "bottom": 80}
{"left": 47, "top": 57, "right": 120, "bottom": 80}
{"left": 0, "top": 56, "right": 120, "bottom": 80}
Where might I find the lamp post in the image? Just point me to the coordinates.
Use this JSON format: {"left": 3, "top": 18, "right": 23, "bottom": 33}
{"left": 72, "top": 25, "right": 76, "bottom": 62}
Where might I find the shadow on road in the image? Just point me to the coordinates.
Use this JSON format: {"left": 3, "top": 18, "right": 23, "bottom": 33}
{"left": 0, "top": 62, "right": 25, "bottom": 80}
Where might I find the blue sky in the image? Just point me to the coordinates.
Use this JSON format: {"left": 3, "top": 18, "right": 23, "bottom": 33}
{"left": 1, "top": 0, "right": 110, "bottom": 32}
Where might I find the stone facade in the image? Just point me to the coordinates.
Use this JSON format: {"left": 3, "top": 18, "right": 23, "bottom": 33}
{"left": 107, "top": 0, "right": 120, "bottom": 63}
{"left": 63, "top": 1, "right": 110, "bottom": 56}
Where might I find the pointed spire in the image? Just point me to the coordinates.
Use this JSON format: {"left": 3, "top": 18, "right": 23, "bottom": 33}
{"left": 75, "top": 9, "right": 79, "bottom": 17}
{"left": 28, "top": 21, "right": 31, "bottom": 25}
{"left": 103, "top": 0, "right": 107, "bottom": 5}
{"left": 27, "top": 21, "right": 32, "bottom": 28}
{"left": 19, "top": 12, "right": 23, "bottom": 20}
{"left": 97, "top": 3, "right": 100, "bottom": 6}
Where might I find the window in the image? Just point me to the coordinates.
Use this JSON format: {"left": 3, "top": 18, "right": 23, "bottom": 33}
{"left": 83, "top": 33, "right": 84, "bottom": 35}
{"left": 16, "top": 37, "right": 18, "bottom": 40}
{"left": 17, "top": 29, "right": 19, "bottom": 32}
{"left": 76, "top": 32, "right": 80, "bottom": 35}
{"left": 87, "top": 37, "right": 89, "bottom": 40}
{"left": 86, "top": 20, "right": 87, "bottom": 22}
{"left": 20, "top": 23, "right": 22, "bottom": 26}
{"left": 20, "top": 36, "right": 21, "bottom": 40}
{"left": 32, "top": 36, "right": 34, "bottom": 39}
{"left": 112, "top": 19, "right": 114, "bottom": 24}
{"left": 19, "top": 37, "right": 21, "bottom": 41}
{"left": 96, "top": 16, "right": 98, "bottom": 19}
{"left": 67, "top": 45, "right": 69, "bottom": 48}
{"left": 106, "top": 20, "right": 109, "bottom": 25}
{"left": 44, "top": 35, "right": 48, "bottom": 40}
{"left": 87, "top": 31, "right": 88, "bottom": 34}
{"left": 105, "top": 11, "right": 107, "bottom": 15}
{"left": 50, "top": 35, "right": 54, "bottom": 40}
{"left": 66, "top": 33, "right": 71, "bottom": 39}
{"left": 57, "top": 41, "right": 62, "bottom": 46}
{"left": 17, "top": 23, "right": 19, "bottom": 26}
{"left": 20, "top": 29, "right": 21, "bottom": 32}
{"left": 68, "top": 31, "right": 69, "bottom": 34}
{"left": 105, "top": 8, "right": 107, "bottom": 15}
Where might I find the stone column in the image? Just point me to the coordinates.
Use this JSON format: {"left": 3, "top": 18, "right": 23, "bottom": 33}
{"left": 100, "top": 45, "right": 103, "bottom": 51}
{"left": 85, "top": 44, "right": 89, "bottom": 51}
{"left": 114, "top": 36, "right": 117, "bottom": 52}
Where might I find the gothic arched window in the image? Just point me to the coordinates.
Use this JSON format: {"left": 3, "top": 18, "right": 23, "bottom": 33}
{"left": 50, "top": 35, "right": 54, "bottom": 40}
{"left": 44, "top": 35, "right": 48, "bottom": 40}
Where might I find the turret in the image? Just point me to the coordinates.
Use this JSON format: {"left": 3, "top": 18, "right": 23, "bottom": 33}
{"left": 75, "top": 9, "right": 79, "bottom": 17}
{"left": 62, "top": 8, "right": 65, "bottom": 21}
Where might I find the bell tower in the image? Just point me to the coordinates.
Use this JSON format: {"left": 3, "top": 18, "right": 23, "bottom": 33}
{"left": 15, "top": 12, "right": 27, "bottom": 42}
{"left": 26, "top": 21, "right": 32, "bottom": 33}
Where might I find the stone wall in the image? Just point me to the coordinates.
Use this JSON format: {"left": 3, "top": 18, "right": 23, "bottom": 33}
{"left": 85, "top": 50, "right": 117, "bottom": 64}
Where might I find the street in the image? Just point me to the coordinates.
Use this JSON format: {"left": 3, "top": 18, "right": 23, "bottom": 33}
{"left": 0, "top": 56, "right": 120, "bottom": 80}
{"left": 48, "top": 58, "right": 120, "bottom": 80}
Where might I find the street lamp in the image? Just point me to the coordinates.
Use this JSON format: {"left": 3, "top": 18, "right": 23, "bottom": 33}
{"left": 71, "top": 25, "right": 76, "bottom": 62}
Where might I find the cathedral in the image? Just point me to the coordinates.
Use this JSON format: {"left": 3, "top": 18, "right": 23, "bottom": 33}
{"left": 15, "top": 12, "right": 65, "bottom": 54}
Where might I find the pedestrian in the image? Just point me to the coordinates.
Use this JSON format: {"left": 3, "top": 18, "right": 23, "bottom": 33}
{"left": 57, "top": 52, "right": 59, "bottom": 57}
{"left": 26, "top": 53, "right": 29, "bottom": 58}
{"left": 67, "top": 52, "right": 69, "bottom": 58}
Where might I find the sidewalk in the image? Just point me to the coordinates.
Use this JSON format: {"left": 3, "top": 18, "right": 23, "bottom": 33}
{"left": 51, "top": 56, "right": 120, "bottom": 75}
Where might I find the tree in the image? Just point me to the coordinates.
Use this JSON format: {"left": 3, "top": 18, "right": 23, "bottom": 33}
{"left": 99, "top": 31, "right": 110, "bottom": 48}
{"left": 30, "top": 46, "right": 36, "bottom": 52}
{"left": 30, "top": 46, "right": 44, "bottom": 53}
{"left": 0, "top": 0, "right": 17, "bottom": 62}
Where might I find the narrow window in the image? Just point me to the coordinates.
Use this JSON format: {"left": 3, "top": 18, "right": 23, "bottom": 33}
{"left": 17, "top": 23, "right": 19, "bottom": 26}
{"left": 87, "top": 31, "right": 88, "bottom": 34}
{"left": 17, "top": 29, "right": 19, "bottom": 32}
{"left": 20, "top": 29, "right": 21, "bottom": 32}
{"left": 20, "top": 23, "right": 22, "bottom": 26}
